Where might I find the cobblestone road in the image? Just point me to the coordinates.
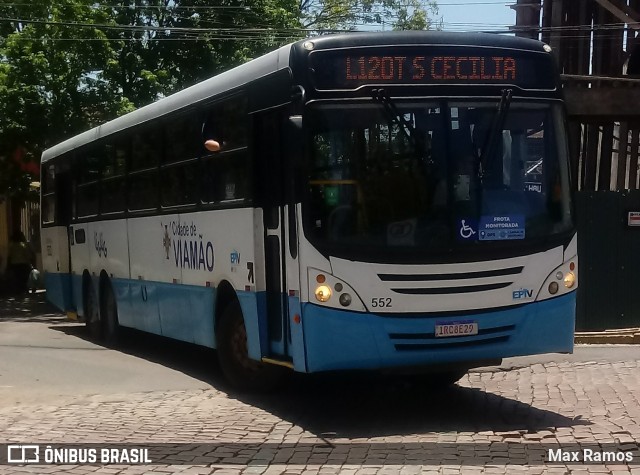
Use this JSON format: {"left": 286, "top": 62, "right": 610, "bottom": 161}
{"left": 1, "top": 297, "right": 640, "bottom": 474}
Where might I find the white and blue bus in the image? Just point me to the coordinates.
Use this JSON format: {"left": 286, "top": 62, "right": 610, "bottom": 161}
{"left": 40, "top": 31, "right": 576, "bottom": 389}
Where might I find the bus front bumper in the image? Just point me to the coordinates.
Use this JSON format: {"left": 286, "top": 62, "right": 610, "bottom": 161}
{"left": 300, "top": 292, "right": 575, "bottom": 373}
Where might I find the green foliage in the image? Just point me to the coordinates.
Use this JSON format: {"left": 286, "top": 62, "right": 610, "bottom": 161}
{"left": 300, "top": 0, "right": 439, "bottom": 31}
{"left": 0, "top": 0, "right": 439, "bottom": 202}
{"left": 0, "top": 0, "right": 133, "bottom": 201}
{"left": 101, "top": 0, "right": 303, "bottom": 104}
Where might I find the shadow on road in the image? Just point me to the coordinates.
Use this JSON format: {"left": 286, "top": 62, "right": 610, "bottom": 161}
{"left": 0, "top": 292, "right": 67, "bottom": 323}
{"left": 238, "top": 375, "right": 588, "bottom": 438}
{"left": 58, "top": 325, "right": 588, "bottom": 438}
{"left": 5, "top": 291, "right": 587, "bottom": 438}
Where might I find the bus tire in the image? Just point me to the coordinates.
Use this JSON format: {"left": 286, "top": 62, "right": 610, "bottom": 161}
{"left": 84, "top": 282, "right": 102, "bottom": 340}
{"left": 217, "top": 300, "right": 282, "bottom": 392}
{"left": 102, "top": 283, "right": 120, "bottom": 345}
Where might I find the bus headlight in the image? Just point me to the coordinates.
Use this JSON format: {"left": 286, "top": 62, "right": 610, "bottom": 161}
{"left": 536, "top": 257, "right": 578, "bottom": 301}
{"left": 563, "top": 272, "right": 576, "bottom": 288}
{"left": 315, "top": 285, "right": 332, "bottom": 302}
{"left": 308, "top": 268, "right": 367, "bottom": 311}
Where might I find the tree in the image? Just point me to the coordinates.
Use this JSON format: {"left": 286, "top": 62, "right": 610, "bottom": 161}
{"left": 100, "top": 0, "right": 439, "bottom": 105}
{"left": 0, "top": 0, "right": 134, "bottom": 201}
{"left": 299, "top": 0, "right": 439, "bottom": 31}
{"left": 0, "top": 0, "right": 439, "bottom": 201}
{"left": 100, "top": 0, "right": 302, "bottom": 106}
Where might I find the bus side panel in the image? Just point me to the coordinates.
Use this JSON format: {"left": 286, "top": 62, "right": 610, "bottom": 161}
{"left": 178, "top": 209, "right": 258, "bottom": 354}
{"left": 238, "top": 290, "right": 262, "bottom": 360}
{"left": 41, "top": 226, "right": 73, "bottom": 311}
{"left": 111, "top": 277, "right": 132, "bottom": 330}
{"left": 191, "top": 285, "right": 215, "bottom": 348}
{"left": 123, "top": 209, "right": 257, "bottom": 350}
{"left": 127, "top": 281, "right": 162, "bottom": 336}
{"left": 127, "top": 216, "right": 174, "bottom": 334}
{"left": 157, "top": 283, "right": 195, "bottom": 343}
{"left": 87, "top": 219, "right": 130, "bottom": 285}
{"left": 288, "top": 296, "right": 306, "bottom": 372}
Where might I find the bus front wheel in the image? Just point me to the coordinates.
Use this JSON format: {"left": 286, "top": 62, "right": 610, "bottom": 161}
{"left": 217, "top": 300, "right": 282, "bottom": 391}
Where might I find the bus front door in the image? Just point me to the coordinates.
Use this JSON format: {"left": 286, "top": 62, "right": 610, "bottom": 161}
{"left": 256, "top": 108, "right": 293, "bottom": 362}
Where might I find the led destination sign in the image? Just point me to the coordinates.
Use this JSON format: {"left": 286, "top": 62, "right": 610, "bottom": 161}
{"left": 346, "top": 55, "right": 516, "bottom": 82}
{"left": 310, "top": 47, "right": 556, "bottom": 90}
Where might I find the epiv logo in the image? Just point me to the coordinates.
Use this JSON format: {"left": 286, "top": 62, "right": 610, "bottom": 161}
{"left": 512, "top": 288, "right": 534, "bottom": 299}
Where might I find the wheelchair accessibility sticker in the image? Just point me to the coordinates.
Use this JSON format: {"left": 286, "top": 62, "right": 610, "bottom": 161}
{"left": 479, "top": 215, "right": 525, "bottom": 240}
{"left": 457, "top": 218, "right": 478, "bottom": 241}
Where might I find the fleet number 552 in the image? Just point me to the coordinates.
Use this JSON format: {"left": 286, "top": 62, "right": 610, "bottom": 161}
{"left": 371, "top": 298, "right": 392, "bottom": 308}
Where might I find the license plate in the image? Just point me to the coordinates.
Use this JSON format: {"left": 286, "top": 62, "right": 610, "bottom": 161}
{"left": 434, "top": 321, "right": 478, "bottom": 338}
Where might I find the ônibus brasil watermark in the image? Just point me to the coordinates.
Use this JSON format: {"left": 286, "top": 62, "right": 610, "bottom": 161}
{"left": 6, "top": 445, "right": 150, "bottom": 465}
{"left": 1, "top": 443, "right": 639, "bottom": 466}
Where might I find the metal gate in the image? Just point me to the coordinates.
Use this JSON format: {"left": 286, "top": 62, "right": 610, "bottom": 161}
{"left": 576, "top": 190, "right": 640, "bottom": 330}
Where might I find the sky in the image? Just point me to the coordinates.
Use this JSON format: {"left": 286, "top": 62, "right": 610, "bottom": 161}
{"left": 435, "top": 0, "right": 517, "bottom": 33}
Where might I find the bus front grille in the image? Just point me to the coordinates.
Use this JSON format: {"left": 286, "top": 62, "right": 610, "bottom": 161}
{"left": 378, "top": 266, "right": 524, "bottom": 295}
{"left": 389, "top": 324, "right": 515, "bottom": 351}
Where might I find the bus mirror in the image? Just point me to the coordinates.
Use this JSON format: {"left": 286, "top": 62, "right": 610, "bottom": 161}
{"left": 288, "top": 115, "right": 302, "bottom": 131}
{"left": 204, "top": 139, "right": 221, "bottom": 152}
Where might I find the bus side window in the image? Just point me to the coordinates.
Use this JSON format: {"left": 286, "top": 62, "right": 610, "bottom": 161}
{"left": 162, "top": 160, "right": 200, "bottom": 207}
{"left": 202, "top": 95, "right": 248, "bottom": 152}
{"left": 76, "top": 183, "right": 99, "bottom": 217}
{"left": 129, "top": 127, "right": 161, "bottom": 211}
{"left": 129, "top": 172, "right": 158, "bottom": 211}
{"left": 42, "top": 164, "right": 57, "bottom": 225}
{"left": 101, "top": 139, "right": 128, "bottom": 214}
{"left": 201, "top": 95, "right": 250, "bottom": 205}
{"left": 131, "top": 128, "right": 161, "bottom": 171}
{"left": 165, "top": 115, "right": 201, "bottom": 164}
{"left": 201, "top": 150, "right": 250, "bottom": 203}
{"left": 75, "top": 145, "right": 104, "bottom": 217}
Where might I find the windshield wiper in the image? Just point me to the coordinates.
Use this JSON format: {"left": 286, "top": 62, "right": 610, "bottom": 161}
{"left": 371, "top": 88, "right": 424, "bottom": 153}
{"left": 477, "top": 88, "right": 513, "bottom": 180}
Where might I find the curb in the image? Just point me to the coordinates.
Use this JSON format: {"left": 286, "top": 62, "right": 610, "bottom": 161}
{"left": 575, "top": 328, "right": 640, "bottom": 344}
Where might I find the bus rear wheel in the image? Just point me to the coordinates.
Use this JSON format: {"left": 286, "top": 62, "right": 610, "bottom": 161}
{"left": 217, "top": 300, "right": 282, "bottom": 391}
{"left": 101, "top": 283, "right": 120, "bottom": 345}
{"left": 85, "top": 283, "right": 102, "bottom": 340}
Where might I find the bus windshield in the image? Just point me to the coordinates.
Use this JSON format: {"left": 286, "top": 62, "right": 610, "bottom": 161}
{"left": 304, "top": 100, "right": 573, "bottom": 254}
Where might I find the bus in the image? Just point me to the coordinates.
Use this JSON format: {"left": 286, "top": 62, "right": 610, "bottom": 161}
{"left": 40, "top": 31, "right": 576, "bottom": 390}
